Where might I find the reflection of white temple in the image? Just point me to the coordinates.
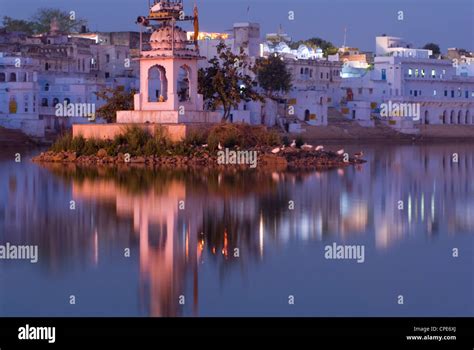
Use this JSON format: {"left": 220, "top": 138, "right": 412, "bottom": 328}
{"left": 72, "top": 179, "right": 203, "bottom": 316}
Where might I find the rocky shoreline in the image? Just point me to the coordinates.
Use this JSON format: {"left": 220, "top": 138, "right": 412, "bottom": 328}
{"left": 32, "top": 147, "right": 366, "bottom": 170}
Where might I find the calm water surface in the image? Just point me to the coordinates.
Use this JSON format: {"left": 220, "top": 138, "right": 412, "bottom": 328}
{"left": 0, "top": 144, "right": 472, "bottom": 317}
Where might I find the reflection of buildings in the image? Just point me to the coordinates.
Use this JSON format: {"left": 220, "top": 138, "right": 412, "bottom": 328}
{"left": 1, "top": 145, "right": 473, "bottom": 315}
{"left": 72, "top": 178, "right": 202, "bottom": 317}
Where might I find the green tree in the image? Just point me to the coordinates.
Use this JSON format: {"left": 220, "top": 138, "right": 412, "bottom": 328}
{"left": 256, "top": 54, "right": 292, "bottom": 99}
{"left": 422, "top": 43, "right": 441, "bottom": 57}
{"left": 198, "top": 42, "right": 263, "bottom": 122}
{"left": 2, "top": 8, "right": 87, "bottom": 34}
{"left": 95, "top": 86, "right": 136, "bottom": 123}
{"left": 1, "top": 17, "right": 36, "bottom": 35}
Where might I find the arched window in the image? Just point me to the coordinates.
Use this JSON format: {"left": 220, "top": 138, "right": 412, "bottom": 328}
{"left": 0, "top": 73, "right": 5, "bottom": 82}
{"left": 442, "top": 111, "right": 447, "bottom": 124}
{"left": 9, "top": 73, "right": 16, "bottom": 82}
{"left": 466, "top": 110, "right": 471, "bottom": 125}
{"left": 41, "top": 98, "right": 48, "bottom": 107}
{"left": 458, "top": 110, "right": 462, "bottom": 124}
{"left": 64, "top": 98, "right": 71, "bottom": 105}
{"left": 450, "top": 110, "right": 455, "bottom": 124}
{"left": 148, "top": 65, "right": 168, "bottom": 102}
{"left": 177, "top": 65, "right": 191, "bottom": 102}
{"left": 45, "top": 83, "right": 50, "bottom": 91}
{"left": 53, "top": 98, "right": 59, "bottom": 107}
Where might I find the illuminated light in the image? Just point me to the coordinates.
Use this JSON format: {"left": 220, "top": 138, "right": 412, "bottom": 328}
{"left": 431, "top": 194, "right": 435, "bottom": 220}
{"left": 259, "top": 213, "right": 264, "bottom": 258}
{"left": 212, "top": 247, "right": 216, "bottom": 255}
{"left": 408, "top": 195, "right": 412, "bottom": 224}
{"left": 421, "top": 193, "right": 425, "bottom": 222}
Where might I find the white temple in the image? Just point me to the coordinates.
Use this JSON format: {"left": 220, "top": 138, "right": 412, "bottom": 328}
{"left": 73, "top": 0, "right": 220, "bottom": 142}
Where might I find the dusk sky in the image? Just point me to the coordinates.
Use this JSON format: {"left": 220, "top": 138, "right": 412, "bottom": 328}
{"left": 0, "top": 0, "right": 473, "bottom": 52}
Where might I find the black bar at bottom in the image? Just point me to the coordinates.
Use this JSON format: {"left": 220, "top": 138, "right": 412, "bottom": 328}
{"left": 0, "top": 317, "right": 472, "bottom": 347}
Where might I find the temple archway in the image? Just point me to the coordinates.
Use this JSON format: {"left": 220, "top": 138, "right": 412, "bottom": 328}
{"left": 450, "top": 110, "right": 455, "bottom": 124}
{"left": 177, "top": 65, "right": 191, "bottom": 102}
{"left": 148, "top": 65, "right": 168, "bottom": 102}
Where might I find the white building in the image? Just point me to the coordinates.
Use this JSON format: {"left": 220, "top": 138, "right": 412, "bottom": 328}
{"left": 338, "top": 36, "right": 474, "bottom": 132}
{"left": 0, "top": 53, "right": 44, "bottom": 137}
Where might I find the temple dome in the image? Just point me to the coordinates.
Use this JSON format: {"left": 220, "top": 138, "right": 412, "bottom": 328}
{"left": 150, "top": 25, "right": 187, "bottom": 50}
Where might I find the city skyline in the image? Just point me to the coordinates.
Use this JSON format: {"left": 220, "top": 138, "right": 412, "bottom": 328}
{"left": 1, "top": 0, "right": 473, "bottom": 52}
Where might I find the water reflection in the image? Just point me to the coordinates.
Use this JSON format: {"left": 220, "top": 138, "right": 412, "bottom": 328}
{"left": 0, "top": 144, "right": 472, "bottom": 316}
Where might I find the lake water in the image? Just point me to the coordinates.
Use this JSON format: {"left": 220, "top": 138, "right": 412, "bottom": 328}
{"left": 0, "top": 143, "right": 472, "bottom": 317}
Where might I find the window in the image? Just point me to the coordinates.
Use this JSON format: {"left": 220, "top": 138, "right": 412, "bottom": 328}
{"left": 415, "top": 69, "right": 419, "bottom": 77}
{"left": 320, "top": 72, "right": 323, "bottom": 79}
{"left": 300, "top": 68, "right": 304, "bottom": 75}
{"left": 431, "top": 69, "right": 436, "bottom": 78}
{"left": 421, "top": 69, "right": 425, "bottom": 77}
{"left": 419, "top": 90, "right": 422, "bottom": 96}
{"left": 326, "top": 72, "right": 329, "bottom": 79}
{"left": 369, "top": 88, "right": 373, "bottom": 94}
{"left": 381, "top": 69, "right": 386, "bottom": 80}
{"left": 44, "top": 83, "right": 50, "bottom": 91}
{"left": 309, "top": 70, "right": 313, "bottom": 78}
{"left": 105, "top": 72, "right": 110, "bottom": 78}
{"left": 451, "top": 90, "right": 454, "bottom": 98}
{"left": 433, "top": 90, "right": 437, "bottom": 96}
{"left": 444, "top": 90, "right": 448, "bottom": 97}
{"left": 414, "top": 90, "right": 418, "bottom": 97}
{"left": 410, "top": 90, "right": 413, "bottom": 95}
{"left": 41, "top": 98, "right": 48, "bottom": 107}
{"left": 408, "top": 68, "right": 413, "bottom": 77}
{"left": 0, "top": 73, "right": 5, "bottom": 82}
{"left": 466, "top": 91, "right": 469, "bottom": 98}
{"left": 24, "top": 94, "right": 29, "bottom": 112}
{"left": 358, "top": 88, "right": 363, "bottom": 95}
{"left": 45, "top": 62, "right": 49, "bottom": 71}
{"left": 457, "top": 89, "right": 462, "bottom": 97}
{"left": 53, "top": 98, "right": 59, "bottom": 106}
{"left": 9, "top": 73, "right": 16, "bottom": 82}
{"left": 106, "top": 54, "right": 110, "bottom": 63}
{"left": 64, "top": 98, "right": 71, "bottom": 104}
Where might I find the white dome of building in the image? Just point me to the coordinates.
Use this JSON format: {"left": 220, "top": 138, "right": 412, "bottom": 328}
{"left": 150, "top": 25, "right": 187, "bottom": 50}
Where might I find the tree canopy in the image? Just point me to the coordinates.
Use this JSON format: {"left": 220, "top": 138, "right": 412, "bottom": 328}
{"left": 256, "top": 54, "right": 292, "bottom": 99}
{"left": 2, "top": 8, "right": 87, "bottom": 35}
{"left": 95, "top": 86, "right": 136, "bottom": 123}
{"left": 422, "top": 43, "right": 441, "bottom": 57}
{"left": 198, "top": 42, "right": 263, "bottom": 122}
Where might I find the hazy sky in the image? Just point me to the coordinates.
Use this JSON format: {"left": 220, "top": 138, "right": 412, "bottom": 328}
{"left": 1, "top": 0, "right": 473, "bottom": 52}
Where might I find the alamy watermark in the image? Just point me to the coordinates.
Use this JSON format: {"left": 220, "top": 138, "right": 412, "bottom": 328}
{"left": 380, "top": 101, "right": 420, "bottom": 121}
{"left": 217, "top": 148, "right": 258, "bottom": 168}
{"left": 324, "top": 242, "right": 365, "bottom": 263}
{"left": 55, "top": 102, "right": 96, "bottom": 121}
{"left": 0, "top": 242, "right": 38, "bottom": 263}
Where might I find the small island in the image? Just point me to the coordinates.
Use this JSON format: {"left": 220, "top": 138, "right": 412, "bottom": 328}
{"left": 32, "top": 123, "right": 366, "bottom": 171}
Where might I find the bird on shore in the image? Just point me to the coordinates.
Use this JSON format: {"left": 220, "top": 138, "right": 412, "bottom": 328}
{"left": 315, "top": 145, "right": 324, "bottom": 151}
{"left": 271, "top": 147, "right": 281, "bottom": 154}
{"left": 336, "top": 149, "right": 345, "bottom": 155}
{"left": 301, "top": 143, "right": 313, "bottom": 151}
{"left": 354, "top": 151, "right": 364, "bottom": 159}
{"left": 218, "top": 142, "right": 223, "bottom": 150}
{"left": 290, "top": 139, "right": 297, "bottom": 148}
